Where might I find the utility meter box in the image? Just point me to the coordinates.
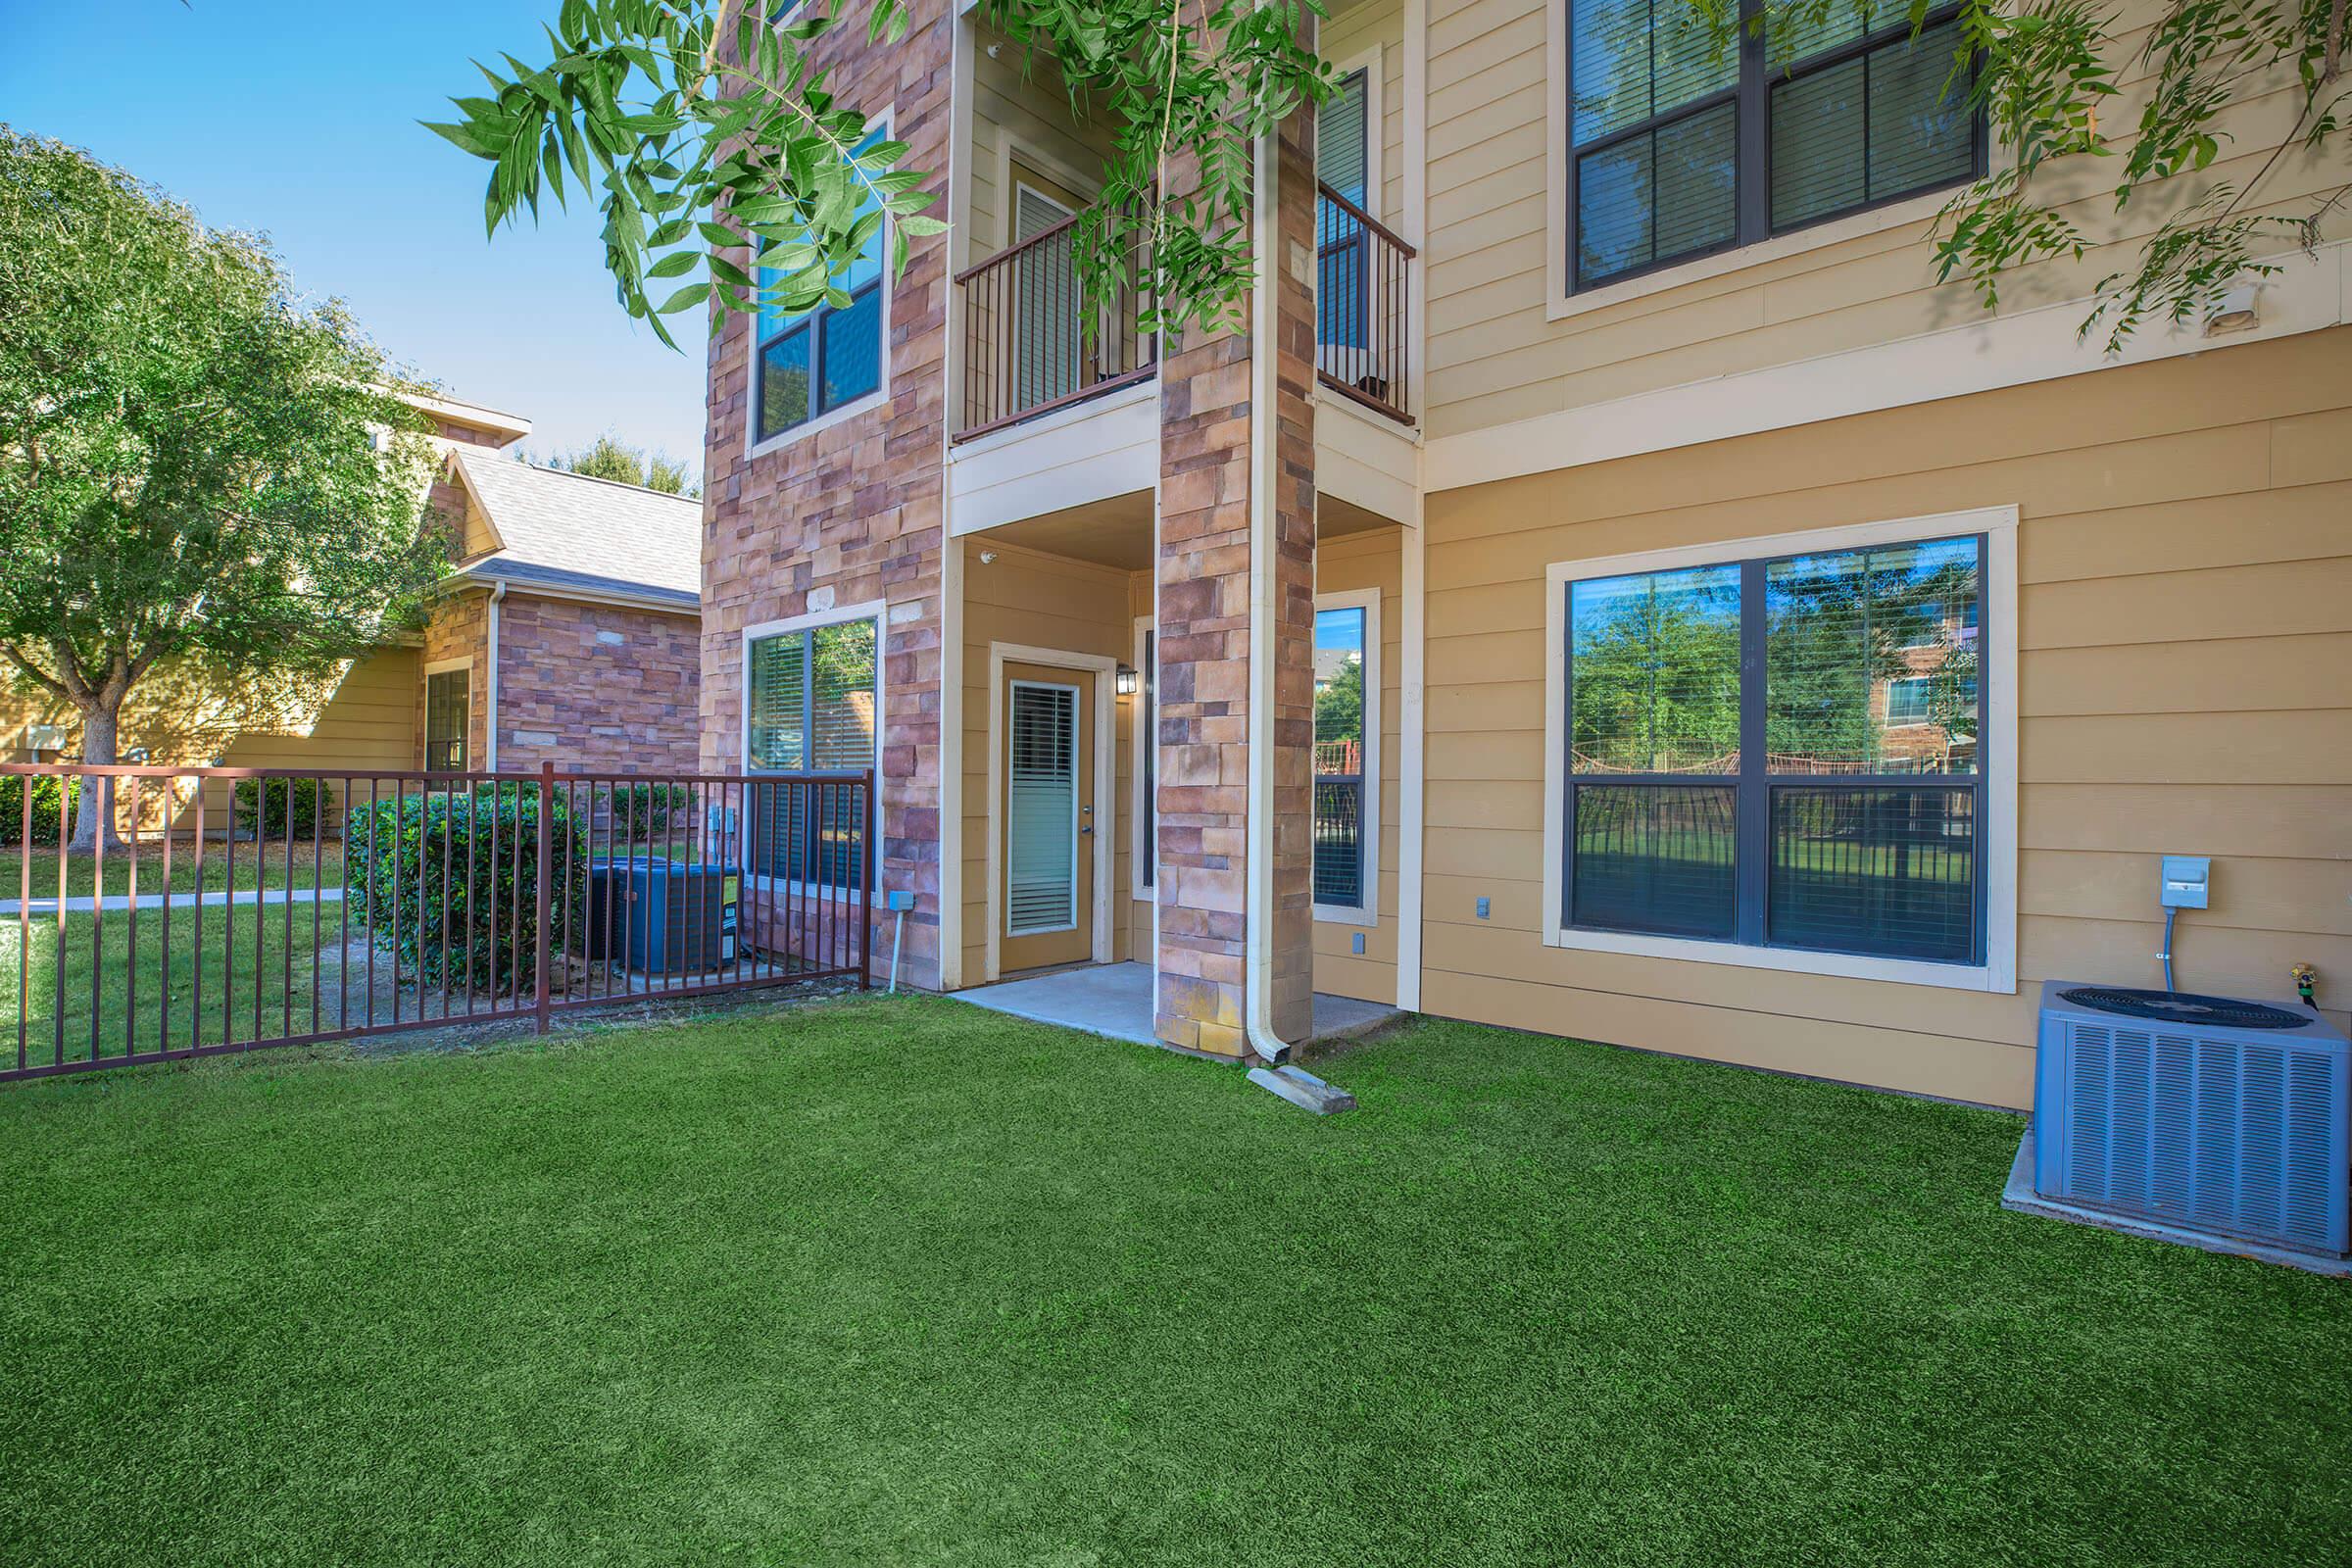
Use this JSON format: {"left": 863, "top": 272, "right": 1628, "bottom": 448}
{"left": 2160, "top": 856, "right": 2211, "bottom": 909}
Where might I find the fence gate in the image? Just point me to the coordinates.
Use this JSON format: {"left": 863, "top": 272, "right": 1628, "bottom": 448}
{"left": 0, "top": 762, "right": 875, "bottom": 1084}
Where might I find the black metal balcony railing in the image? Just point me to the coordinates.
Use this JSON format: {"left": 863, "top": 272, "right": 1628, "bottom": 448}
{"left": 954, "top": 204, "right": 1154, "bottom": 442}
{"left": 1315, "top": 180, "right": 1415, "bottom": 425}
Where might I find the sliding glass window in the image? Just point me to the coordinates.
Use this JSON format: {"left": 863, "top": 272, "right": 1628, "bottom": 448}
{"left": 1564, "top": 532, "right": 1985, "bottom": 963}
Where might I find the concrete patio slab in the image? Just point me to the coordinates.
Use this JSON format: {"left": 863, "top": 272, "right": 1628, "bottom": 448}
{"left": 955, "top": 960, "right": 1401, "bottom": 1053}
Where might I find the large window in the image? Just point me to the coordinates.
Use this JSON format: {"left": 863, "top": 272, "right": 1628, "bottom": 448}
{"left": 753, "top": 126, "right": 888, "bottom": 442}
{"left": 1567, "top": 0, "right": 1981, "bottom": 291}
{"left": 745, "top": 616, "right": 880, "bottom": 886}
{"left": 1564, "top": 531, "right": 1984, "bottom": 964}
{"left": 1313, "top": 594, "right": 1380, "bottom": 917}
{"left": 423, "top": 666, "right": 468, "bottom": 772}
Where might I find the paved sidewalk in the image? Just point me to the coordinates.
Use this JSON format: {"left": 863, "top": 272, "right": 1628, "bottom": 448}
{"left": 0, "top": 886, "right": 347, "bottom": 917}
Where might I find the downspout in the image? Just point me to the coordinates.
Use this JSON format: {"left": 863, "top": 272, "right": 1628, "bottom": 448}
{"left": 1241, "top": 118, "right": 1290, "bottom": 1070}
{"left": 1240, "top": 74, "right": 1355, "bottom": 1114}
{"left": 485, "top": 580, "right": 506, "bottom": 772}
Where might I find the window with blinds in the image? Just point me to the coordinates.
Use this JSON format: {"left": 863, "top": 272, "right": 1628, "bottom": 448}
{"left": 1014, "top": 182, "right": 1079, "bottom": 410}
{"left": 1318, "top": 67, "right": 1373, "bottom": 351}
{"left": 755, "top": 125, "right": 888, "bottom": 440}
{"left": 1566, "top": 0, "right": 1980, "bottom": 292}
{"left": 746, "top": 617, "right": 878, "bottom": 887}
{"left": 1564, "top": 532, "right": 1986, "bottom": 964}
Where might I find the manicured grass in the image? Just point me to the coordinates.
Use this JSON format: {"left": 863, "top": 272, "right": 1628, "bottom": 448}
{"left": 0, "top": 900, "right": 345, "bottom": 1068}
{"left": 8, "top": 840, "right": 348, "bottom": 901}
{"left": 2, "top": 1001, "right": 2346, "bottom": 1565}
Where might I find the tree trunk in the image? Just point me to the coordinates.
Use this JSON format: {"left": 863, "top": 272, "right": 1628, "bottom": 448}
{"left": 70, "top": 702, "right": 128, "bottom": 853}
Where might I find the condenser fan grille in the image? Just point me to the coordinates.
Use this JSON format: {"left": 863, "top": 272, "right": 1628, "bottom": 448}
{"left": 2059, "top": 987, "right": 2312, "bottom": 1030}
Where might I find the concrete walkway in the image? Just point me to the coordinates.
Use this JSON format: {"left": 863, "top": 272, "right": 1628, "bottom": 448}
{"left": 955, "top": 960, "right": 1399, "bottom": 1050}
{"left": 0, "top": 886, "right": 346, "bottom": 917}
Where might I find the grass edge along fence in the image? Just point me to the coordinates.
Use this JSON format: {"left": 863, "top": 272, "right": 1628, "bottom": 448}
{"left": 1, "top": 763, "right": 875, "bottom": 1084}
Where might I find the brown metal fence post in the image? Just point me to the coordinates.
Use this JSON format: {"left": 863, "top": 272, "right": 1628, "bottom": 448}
{"left": 534, "top": 761, "right": 553, "bottom": 1034}
{"left": 860, "top": 769, "right": 877, "bottom": 991}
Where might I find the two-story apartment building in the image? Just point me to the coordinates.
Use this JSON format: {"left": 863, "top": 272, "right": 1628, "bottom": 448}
{"left": 701, "top": 0, "right": 2351, "bottom": 1103}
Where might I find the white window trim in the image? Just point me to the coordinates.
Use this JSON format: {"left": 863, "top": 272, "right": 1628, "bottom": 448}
{"left": 1542, "top": 0, "right": 2018, "bottom": 323}
{"left": 1131, "top": 613, "right": 1156, "bottom": 901}
{"left": 1312, "top": 586, "right": 1382, "bottom": 927}
{"left": 738, "top": 599, "right": 890, "bottom": 903}
{"left": 1322, "top": 45, "right": 1384, "bottom": 224}
{"left": 994, "top": 138, "right": 1100, "bottom": 253}
{"left": 1539, "top": 506, "right": 2019, "bottom": 994}
{"left": 744, "top": 107, "right": 896, "bottom": 461}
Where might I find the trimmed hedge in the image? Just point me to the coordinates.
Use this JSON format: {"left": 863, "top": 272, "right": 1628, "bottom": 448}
{"left": 347, "top": 784, "right": 586, "bottom": 996}
{"left": 234, "top": 777, "right": 328, "bottom": 841}
{"left": 0, "top": 774, "right": 79, "bottom": 845}
{"left": 601, "top": 781, "right": 691, "bottom": 838}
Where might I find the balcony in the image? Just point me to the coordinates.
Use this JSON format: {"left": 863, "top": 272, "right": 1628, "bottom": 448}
{"left": 1314, "top": 179, "right": 1415, "bottom": 426}
{"left": 953, "top": 203, "right": 1154, "bottom": 444}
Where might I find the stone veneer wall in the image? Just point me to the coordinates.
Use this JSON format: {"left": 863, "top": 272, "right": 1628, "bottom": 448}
{"left": 494, "top": 594, "right": 702, "bottom": 773}
{"left": 418, "top": 591, "right": 490, "bottom": 771}
{"left": 1151, "top": 100, "right": 1320, "bottom": 1057}
{"left": 697, "top": 0, "right": 956, "bottom": 989}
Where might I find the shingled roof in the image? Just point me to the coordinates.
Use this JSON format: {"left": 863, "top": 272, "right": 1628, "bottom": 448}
{"left": 448, "top": 449, "right": 702, "bottom": 611}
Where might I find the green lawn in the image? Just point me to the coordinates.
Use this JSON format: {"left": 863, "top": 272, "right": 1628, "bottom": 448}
{"left": 8, "top": 840, "right": 348, "bottom": 900}
{"left": 0, "top": 899, "right": 352, "bottom": 1067}
{"left": 2, "top": 1000, "right": 2346, "bottom": 1566}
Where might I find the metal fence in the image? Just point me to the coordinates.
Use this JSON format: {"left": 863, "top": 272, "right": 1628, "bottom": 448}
{"left": 1, "top": 762, "right": 874, "bottom": 1085}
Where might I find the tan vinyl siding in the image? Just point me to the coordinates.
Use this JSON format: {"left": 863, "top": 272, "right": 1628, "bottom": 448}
{"left": 0, "top": 646, "right": 422, "bottom": 832}
{"left": 1420, "top": 0, "right": 2352, "bottom": 440}
{"left": 957, "top": 540, "right": 1145, "bottom": 985}
{"left": 1312, "top": 524, "right": 1406, "bottom": 1004}
{"left": 1419, "top": 326, "right": 2352, "bottom": 1108}
{"left": 968, "top": 33, "right": 1117, "bottom": 256}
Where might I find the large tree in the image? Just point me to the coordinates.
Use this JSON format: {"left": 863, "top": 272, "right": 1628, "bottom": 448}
{"left": 546, "top": 433, "right": 699, "bottom": 495}
{"left": 434, "top": 0, "right": 2347, "bottom": 355}
{"left": 0, "top": 129, "right": 451, "bottom": 847}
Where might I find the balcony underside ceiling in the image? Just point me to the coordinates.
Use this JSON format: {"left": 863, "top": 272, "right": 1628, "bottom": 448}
{"left": 1317, "top": 493, "right": 1399, "bottom": 541}
{"left": 976, "top": 489, "right": 1154, "bottom": 571}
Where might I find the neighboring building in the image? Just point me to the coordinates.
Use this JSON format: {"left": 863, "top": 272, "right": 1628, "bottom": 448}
{"left": 425, "top": 448, "right": 703, "bottom": 776}
{"left": 700, "top": 0, "right": 2351, "bottom": 1102}
{"left": 2, "top": 391, "right": 705, "bottom": 810}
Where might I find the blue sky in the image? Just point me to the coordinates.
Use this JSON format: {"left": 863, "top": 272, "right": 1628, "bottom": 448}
{"left": 1, "top": 0, "right": 709, "bottom": 476}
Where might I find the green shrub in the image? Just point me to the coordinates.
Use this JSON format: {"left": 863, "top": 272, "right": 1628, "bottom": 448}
{"left": 600, "top": 781, "right": 691, "bottom": 838}
{"left": 0, "top": 774, "right": 79, "bottom": 845}
{"left": 233, "top": 777, "right": 327, "bottom": 841}
{"left": 346, "top": 783, "right": 586, "bottom": 996}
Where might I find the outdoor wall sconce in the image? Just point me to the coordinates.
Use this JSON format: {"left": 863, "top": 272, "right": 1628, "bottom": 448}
{"left": 1115, "top": 664, "right": 1139, "bottom": 696}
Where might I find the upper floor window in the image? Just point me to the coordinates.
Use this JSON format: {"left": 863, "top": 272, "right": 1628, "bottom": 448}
{"left": 1567, "top": 0, "right": 1981, "bottom": 292}
{"left": 754, "top": 125, "right": 888, "bottom": 443}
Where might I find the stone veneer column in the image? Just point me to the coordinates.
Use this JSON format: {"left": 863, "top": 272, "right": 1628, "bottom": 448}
{"left": 1152, "top": 102, "right": 1318, "bottom": 1058}
{"left": 697, "top": 0, "right": 956, "bottom": 989}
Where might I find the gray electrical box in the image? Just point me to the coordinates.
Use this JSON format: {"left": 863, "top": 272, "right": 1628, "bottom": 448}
{"left": 2160, "top": 856, "right": 2211, "bottom": 909}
